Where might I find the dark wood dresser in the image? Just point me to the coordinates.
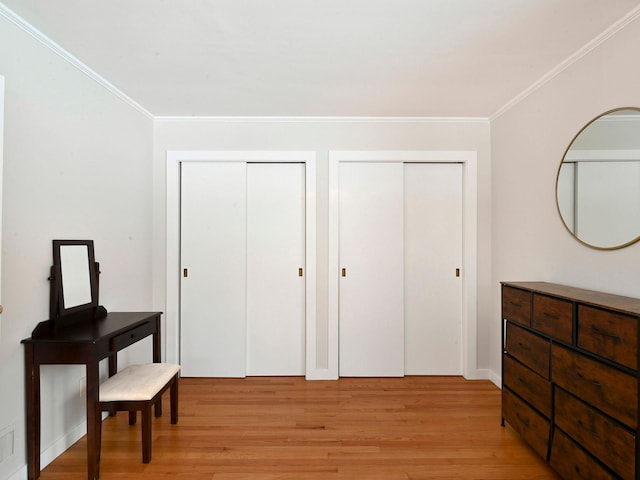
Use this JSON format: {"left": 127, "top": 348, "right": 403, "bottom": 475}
{"left": 501, "top": 281, "right": 640, "bottom": 480}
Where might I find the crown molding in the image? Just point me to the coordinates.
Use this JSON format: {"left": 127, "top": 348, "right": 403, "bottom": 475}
{"left": 0, "top": 3, "right": 154, "bottom": 120}
{"left": 153, "top": 115, "right": 489, "bottom": 124}
{"left": 490, "top": 4, "right": 640, "bottom": 121}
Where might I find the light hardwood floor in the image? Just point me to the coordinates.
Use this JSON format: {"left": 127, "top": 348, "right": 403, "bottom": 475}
{"left": 40, "top": 376, "right": 560, "bottom": 479}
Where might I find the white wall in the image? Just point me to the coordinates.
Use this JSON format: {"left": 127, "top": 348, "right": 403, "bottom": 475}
{"left": 490, "top": 15, "right": 640, "bottom": 378}
{"left": 0, "top": 15, "right": 153, "bottom": 480}
{"left": 152, "top": 118, "right": 493, "bottom": 377}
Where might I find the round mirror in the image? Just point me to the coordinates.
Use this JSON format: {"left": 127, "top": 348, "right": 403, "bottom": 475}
{"left": 556, "top": 107, "right": 640, "bottom": 250}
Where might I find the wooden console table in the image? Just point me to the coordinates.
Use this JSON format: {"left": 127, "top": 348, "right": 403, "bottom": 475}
{"left": 22, "top": 311, "right": 162, "bottom": 480}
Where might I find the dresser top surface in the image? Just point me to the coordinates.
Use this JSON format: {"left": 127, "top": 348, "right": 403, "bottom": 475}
{"left": 502, "top": 281, "right": 640, "bottom": 316}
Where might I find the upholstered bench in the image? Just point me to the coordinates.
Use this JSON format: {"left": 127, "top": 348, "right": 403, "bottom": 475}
{"left": 99, "top": 363, "right": 180, "bottom": 463}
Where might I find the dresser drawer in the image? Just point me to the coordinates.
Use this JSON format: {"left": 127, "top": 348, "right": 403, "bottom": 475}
{"left": 503, "top": 354, "right": 551, "bottom": 418}
{"left": 532, "top": 294, "right": 573, "bottom": 343}
{"left": 578, "top": 305, "right": 638, "bottom": 371}
{"left": 110, "top": 321, "right": 156, "bottom": 352}
{"left": 552, "top": 344, "right": 637, "bottom": 428}
{"left": 550, "top": 429, "right": 617, "bottom": 480}
{"left": 555, "top": 388, "right": 635, "bottom": 480}
{"left": 502, "top": 286, "right": 531, "bottom": 327}
{"left": 502, "top": 387, "right": 550, "bottom": 460}
{"left": 505, "top": 322, "right": 550, "bottom": 379}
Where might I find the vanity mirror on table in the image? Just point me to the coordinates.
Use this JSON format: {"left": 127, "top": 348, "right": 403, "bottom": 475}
{"left": 50, "top": 239, "right": 100, "bottom": 323}
{"left": 22, "top": 240, "right": 162, "bottom": 480}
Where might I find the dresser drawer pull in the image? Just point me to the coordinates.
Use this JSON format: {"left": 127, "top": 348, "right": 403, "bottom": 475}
{"left": 590, "top": 325, "right": 620, "bottom": 340}
{"left": 518, "top": 377, "right": 530, "bottom": 388}
{"left": 509, "top": 300, "right": 523, "bottom": 307}
{"left": 515, "top": 411, "right": 530, "bottom": 426}
{"left": 517, "top": 342, "right": 530, "bottom": 351}
{"left": 543, "top": 312, "right": 559, "bottom": 320}
{"left": 577, "top": 372, "right": 602, "bottom": 388}
{"left": 577, "top": 419, "right": 600, "bottom": 437}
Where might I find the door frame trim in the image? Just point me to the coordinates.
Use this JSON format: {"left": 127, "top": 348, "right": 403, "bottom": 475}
{"left": 328, "top": 151, "right": 478, "bottom": 379}
{"left": 166, "top": 151, "right": 317, "bottom": 378}
{"left": 0, "top": 76, "right": 4, "bottom": 336}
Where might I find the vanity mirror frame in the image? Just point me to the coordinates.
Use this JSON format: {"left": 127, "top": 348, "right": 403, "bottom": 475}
{"left": 50, "top": 239, "right": 100, "bottom": 323}
{"left": 556, "top": 106, "right": 640, "bottom": 250}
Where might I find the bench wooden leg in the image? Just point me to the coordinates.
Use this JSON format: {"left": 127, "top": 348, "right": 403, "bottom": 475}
{"left": 129, "top": 411, "right": 137, "bottom": 425}
{"left": 154, "top": 396, "right": 163, "bottom": 418}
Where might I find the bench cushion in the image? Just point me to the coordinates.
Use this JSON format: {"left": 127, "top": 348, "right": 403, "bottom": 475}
{"left": 100, "top": 363, "right": 181, "bottom": 402}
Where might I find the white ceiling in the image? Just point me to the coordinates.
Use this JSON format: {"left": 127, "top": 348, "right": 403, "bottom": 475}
{"left": 3, "top": 0, "right": 640, "bottom": 117}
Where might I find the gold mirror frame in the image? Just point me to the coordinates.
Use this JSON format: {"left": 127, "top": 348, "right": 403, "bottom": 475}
{"left": 556, "top": 107, "right": 640, "bottom": 250}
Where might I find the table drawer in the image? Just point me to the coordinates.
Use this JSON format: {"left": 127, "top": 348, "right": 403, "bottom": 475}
{"left": 505, "top": 322, "right": 550, "bottom": 379}
{"left": 555, "top": 388, "right": 635, "bottom": 480}
{"left": 552, "top": 344, "right": 637, "bottom": 428}
{"left": 550, "top": 429, "right": 616, "bottom": 480}
{"left": 503, "top": 354, "right": 551, "bottom": 418}
{"left": 578, "top": 305, "right": 638, "bottom": 371}
{"left": 110, "top": 321, "right": 155, "bottom": 352}
{"left": 533, "top": 294, "right": 573, "bottom": 343}
{"left": 502, "top": 286, "right": 531, "bottom": 327}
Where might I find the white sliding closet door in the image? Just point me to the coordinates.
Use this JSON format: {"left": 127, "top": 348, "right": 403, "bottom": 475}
{"left": 180, "top": 162, "right": 247, "bottom": 377}
{"left": 339, "top": 162, "right": 405, "bottom": 377}
{"left": 404, "top": 163, "right": 463, "bottom": 375}
{"left": 0, "top": 76, "right": 3, "bottom": 334}
{"left": 338, "top": 161, "right": 463, "bottom": 377}
{"left": 246, "top": 163, "right": 305, "bottom": 375}
{"left": 180, "top": 161, "right": 305, "bottom": 377}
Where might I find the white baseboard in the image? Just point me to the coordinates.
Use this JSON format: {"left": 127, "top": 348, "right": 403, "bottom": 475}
{"left": 488, "top": 370, "right": 501, "bottom": 388}
{"left": 7, "top": 413, "right": 109, "bottom": 480}
{"left": 6, "top": 465, "right": 25, "bottom": 480}
{"left": 463, "top": 368, "right": 501, "bottom": 389}
{"left": 305, "top": 369, "right": 338, "bottom": 380}
{"left": 39, "top": 421, "right": 88, "bottom": 471}
{"left": 463, "top": 368, "right": 489, "bottom": 380}
{"left": 306, "top": 368, "right": 502, "bottom": 384}
{"left": 6, "top": 421, "right": 87, "bottom": 480}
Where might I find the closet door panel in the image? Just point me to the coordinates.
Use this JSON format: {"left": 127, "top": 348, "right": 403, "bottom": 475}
{"left": 339, "top": 162, "right": 405, "bottom": 377}
{"left": 404, "top": 163, "right": 463, "bottom": 375}
{"left": 246, "top": 163, "right": 306, "bottom": 375}
{"left": 180, "top": 162, "right": 247, "bottom": 377}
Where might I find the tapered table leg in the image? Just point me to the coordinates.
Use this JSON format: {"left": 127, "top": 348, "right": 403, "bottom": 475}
{"left": 24, "top": 343, "right": 40, "bottom": 480}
